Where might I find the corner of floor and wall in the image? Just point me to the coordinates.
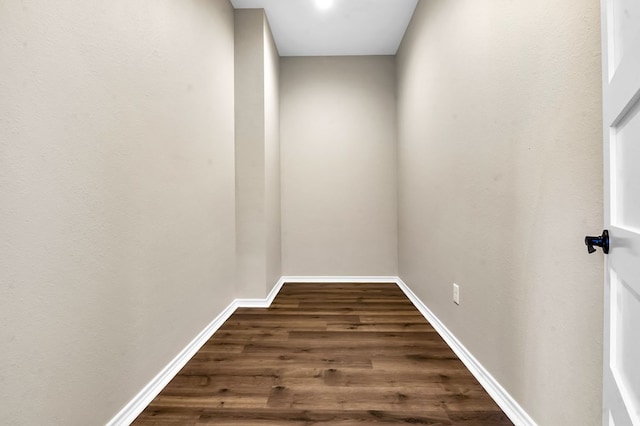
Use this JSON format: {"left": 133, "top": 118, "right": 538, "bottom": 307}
{"left": 0, "top": 0, "right": 604, "bottom": 425}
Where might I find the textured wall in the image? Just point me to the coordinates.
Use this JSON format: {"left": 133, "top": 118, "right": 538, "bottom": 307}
{"left": 280, "top": 56, "right": 398, "bottom": 276}
{"left": 235, "top": 9, "right": 267, "bottom": 298}
{"left": 396, "top": 0, "right": 603, "bottom": 424}
{"left": 0, "top": 0, "right": 236, "bottom": 423}
{"left": 234, "top": 9, "right": 281, "bottom": 298}
{"left": 264, "top": 16, "right": 282, "bottom": 292}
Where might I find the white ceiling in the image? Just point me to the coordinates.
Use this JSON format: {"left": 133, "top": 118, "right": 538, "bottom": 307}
{"left": 229, "top": 0, "right": 419, "bottom": 57}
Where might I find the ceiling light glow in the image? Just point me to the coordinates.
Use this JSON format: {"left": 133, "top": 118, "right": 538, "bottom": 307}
{"left": 315, "top": 0, "right": 334, "bottom": 10}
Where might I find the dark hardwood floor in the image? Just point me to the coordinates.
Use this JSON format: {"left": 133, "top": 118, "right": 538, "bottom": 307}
{"left": 133, "top": 282, "right": 513, "bottom": 425}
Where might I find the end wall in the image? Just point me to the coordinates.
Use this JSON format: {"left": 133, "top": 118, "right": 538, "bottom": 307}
{"left": 280, "top": 56, "right": 398, "bottom": 276}
{"left": 397, "top": 0, "right": 603, "bottom": 424}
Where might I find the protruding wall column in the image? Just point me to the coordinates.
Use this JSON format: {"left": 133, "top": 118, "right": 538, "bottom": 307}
{"left": 234, "top": 9, "right": 280, "bottom": 298}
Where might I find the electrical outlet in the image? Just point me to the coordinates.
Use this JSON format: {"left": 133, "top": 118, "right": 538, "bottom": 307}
{"left": 453, "top": 283, "right": 460, "bottom": 305}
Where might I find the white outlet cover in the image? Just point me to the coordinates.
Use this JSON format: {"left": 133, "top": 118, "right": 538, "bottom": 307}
{"left": 453, "top": 283, "right": 460, "bottom": 305}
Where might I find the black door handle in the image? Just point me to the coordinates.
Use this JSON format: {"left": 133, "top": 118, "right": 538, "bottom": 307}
{"left": 585, "top": 230, "right": 609, "bottom": 254}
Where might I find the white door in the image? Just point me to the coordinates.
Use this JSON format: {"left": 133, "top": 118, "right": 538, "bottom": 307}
{"left": 601, "top": 0, "right": 640, "bottom": 425}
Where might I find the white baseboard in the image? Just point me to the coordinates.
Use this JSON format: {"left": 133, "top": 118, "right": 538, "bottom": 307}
{"left": 280, "top": 275, "right": 398, "bottom": 283}
{"left": 235, "top": 276, "right": 286, "bottom": 308}
{"left": 108, "top": 275, "right": 535, "bottom": 426}
{"left": 394, "top": 277, "right": 537, "bottom": 426}
{"left": 106, "top": 277, "right": 286, "bottom": 426}
{"left": 105, "top": 301, "right": 237, "bottom": 426}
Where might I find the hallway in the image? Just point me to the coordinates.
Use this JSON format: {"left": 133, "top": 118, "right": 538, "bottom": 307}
{"left": 0, "top": 1, "right": 604, "bottom": 424}
{"left": 134, "top": 283, "right": 512, "bottom": 425}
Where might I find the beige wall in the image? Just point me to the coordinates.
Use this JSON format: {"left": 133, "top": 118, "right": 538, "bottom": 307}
{"left": 280, "top": 56, "right": 398, "bottom": 276}
{"left": 0, "top": 0, "right": 236, "bottom": 424}
{"left": 397, "top": 0, "right": 603, "bottom": 424}
{"left": 234, "top": 9, "right": 281, "bottom": 298}
{"left": 235, "top": 9, "right": 267, "bottom": 298}
{"left": 264, "top": 16, "right": 282, "bottom": 292}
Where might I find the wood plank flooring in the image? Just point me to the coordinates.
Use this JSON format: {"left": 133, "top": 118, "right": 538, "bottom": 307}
{"left": 133, "top": 283, "right": 513, "bottom": 425}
